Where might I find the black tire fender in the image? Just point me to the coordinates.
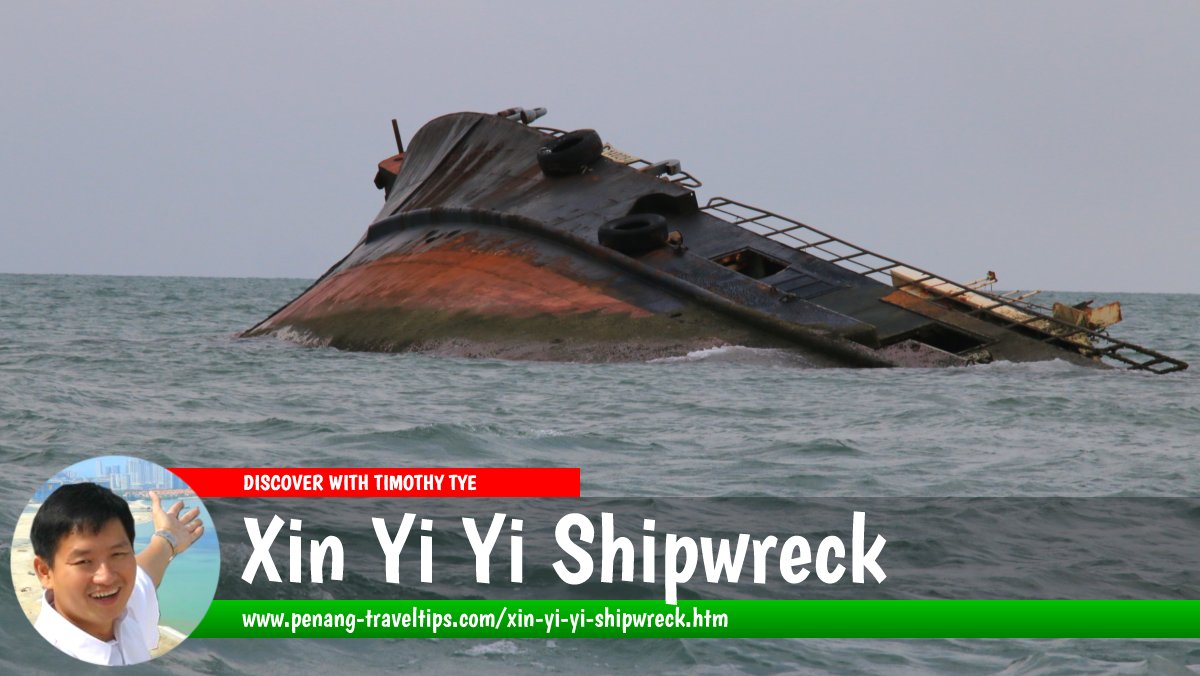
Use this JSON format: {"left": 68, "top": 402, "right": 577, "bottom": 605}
{"left": 597, "top": 214, "right": 669, "bottom": 256}
{"left": 537, "top": 129, "right": 604, "bottom": 176}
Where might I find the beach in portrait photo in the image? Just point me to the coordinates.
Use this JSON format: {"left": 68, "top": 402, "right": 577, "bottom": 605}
{"left": 10, "top": 456, "right": 219, "bottom": 666}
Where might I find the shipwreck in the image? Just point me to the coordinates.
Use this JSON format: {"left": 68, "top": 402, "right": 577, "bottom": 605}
{"left": 243, "top": 107, "right": 1187, "bottom": 373}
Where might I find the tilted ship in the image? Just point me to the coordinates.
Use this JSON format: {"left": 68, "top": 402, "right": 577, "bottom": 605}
{"left": 243, "top": 107, "right": 1187, "bottom": 373}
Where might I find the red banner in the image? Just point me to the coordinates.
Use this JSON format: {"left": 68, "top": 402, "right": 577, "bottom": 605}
{"left": 169, "top": 467, "right": 580, "bottom": 498}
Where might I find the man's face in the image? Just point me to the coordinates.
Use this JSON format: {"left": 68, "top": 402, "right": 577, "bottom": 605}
{"left": 33, "top": 517, "right": 136, "bottom": 641}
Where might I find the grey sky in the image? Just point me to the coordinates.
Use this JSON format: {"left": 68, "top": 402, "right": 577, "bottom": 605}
{"left": 2, "top": 2, "right": 1197, "bottom": 292}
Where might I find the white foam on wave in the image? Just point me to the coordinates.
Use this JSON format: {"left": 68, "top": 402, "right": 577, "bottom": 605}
{"left": 969, "top": 358, "right": 1085, "bottom": 375}
{"left": 460, "top": 640, "right": 522, "bottom": 656}
{"left": 271, "top": 326, "right": 332, "bottom": 348}
{"left": 650, "top": 345, "right": 742, "bottom": 363}
{"left": 651, "top": 345, "right": 813, "bottom": 367}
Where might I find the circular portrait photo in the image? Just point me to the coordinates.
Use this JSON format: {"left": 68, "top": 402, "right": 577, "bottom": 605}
{"left": 10, "top": 456, "right": 219, "bottom": 666}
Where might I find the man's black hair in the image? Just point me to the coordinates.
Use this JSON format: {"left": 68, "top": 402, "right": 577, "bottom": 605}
{"left": 31, "top": 482, "right": 136, "bottom": 564}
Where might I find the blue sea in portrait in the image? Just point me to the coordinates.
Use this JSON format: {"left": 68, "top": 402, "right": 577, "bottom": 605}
{"left": 0, "top": 273, "right": 1198, "bottom": 674}
{"left": 11, "top": 483, "right": 218, "bottom": 643}
{"left": 133, "top": 505, "right": 218, "bottom": 634}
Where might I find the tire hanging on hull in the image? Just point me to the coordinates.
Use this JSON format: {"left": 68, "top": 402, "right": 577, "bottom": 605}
{"left": 598, "top": 213, "right": 669, "bottom": 256}
{"left": 537, "top": 129, "right": 604, "bottom": 176}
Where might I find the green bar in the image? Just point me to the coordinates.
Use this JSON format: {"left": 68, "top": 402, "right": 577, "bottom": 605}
{"left": 190, "top": 600, "right": 1199, "bottom": 639}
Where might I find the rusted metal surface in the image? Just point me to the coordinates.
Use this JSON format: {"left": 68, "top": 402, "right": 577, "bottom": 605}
{"left": 259, "top": 240, "right": 653, "bottom": 328}
{"left": 701, "top": 197, "right": 1186, "bottom": 373}
{"left": 1053, "top": 301, "right": 1122, "bottom": 330}
{"left": 373, "top": 152, "right": 405, "bottom": 193}
{"left": 880, "top": 290, "right": 993, "bottom": 338}
{"left": 247, "top": 207, "right": 893, "bottom": 366}
{"left": 892, "top": 266, "right": 1072, "bottom": 336}
{"left": 877, "top": 339, "right": 968, "bottom": 368}
{"left": 391, "top": 118, "right": 404, "bottom": 152}
{"left": 244, "top": 110, "right": 1187, "bottom": 372}
{"left": 889, "top": 266, "right": 1087, "bottom": 346}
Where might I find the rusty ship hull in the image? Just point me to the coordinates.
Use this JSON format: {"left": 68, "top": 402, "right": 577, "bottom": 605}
{"left": 244, "top": 110, "right": 1186, "bottom": 373}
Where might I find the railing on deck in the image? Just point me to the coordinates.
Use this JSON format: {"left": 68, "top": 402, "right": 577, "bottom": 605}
{"left": 701, "top": 197, "right": 1188, "bottom": 374}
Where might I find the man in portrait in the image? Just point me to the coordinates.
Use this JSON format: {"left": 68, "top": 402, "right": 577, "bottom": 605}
{"left": 30, "top": 482, "right": 203, "bottom": 665}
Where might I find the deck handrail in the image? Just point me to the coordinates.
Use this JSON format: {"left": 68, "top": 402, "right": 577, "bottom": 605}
{"left": 701, "top": 197, "right": 1188, "bottom": 374}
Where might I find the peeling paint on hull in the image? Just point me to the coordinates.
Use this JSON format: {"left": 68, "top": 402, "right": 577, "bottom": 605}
{"left": 259, "top": 247, "right": 652, "bottom": 325}
{"left": 246, "top": 231, "right": 830, "bottom": 362}
{"left": 243, "top": 110, "right": 1187, "bottom": 372}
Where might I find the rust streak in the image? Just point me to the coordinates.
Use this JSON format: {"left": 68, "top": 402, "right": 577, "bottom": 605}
{"left": 266, "top": 248, "right": 651, "bottom": 326}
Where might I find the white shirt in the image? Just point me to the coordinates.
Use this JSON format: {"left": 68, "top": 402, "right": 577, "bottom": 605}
{"left": 34, "top": 565, "right": 160, "bottom": 666}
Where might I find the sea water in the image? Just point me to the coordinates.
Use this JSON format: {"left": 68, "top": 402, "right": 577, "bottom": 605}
{"left": 0, "top": 273, "right": 1197, "bottom": 673}
{"left": 131, "top": 504, "right": 219, "bottom": 635}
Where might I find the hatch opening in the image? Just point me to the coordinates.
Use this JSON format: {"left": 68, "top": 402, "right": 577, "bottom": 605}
{"left": 713, "top": 248, "right": 789, "bottom": 280}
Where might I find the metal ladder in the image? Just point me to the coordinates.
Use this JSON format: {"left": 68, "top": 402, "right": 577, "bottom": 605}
{"left": 701, "top": 197, "right": 1188, "bottom": 374}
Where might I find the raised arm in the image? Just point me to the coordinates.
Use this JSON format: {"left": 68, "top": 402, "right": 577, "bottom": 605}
{"left": 136, "top": 491, "right": 205, "bottom": 587}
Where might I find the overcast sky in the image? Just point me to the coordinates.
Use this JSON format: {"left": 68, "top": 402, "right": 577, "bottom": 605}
{"left": 2, "top": 2, "right": 1197, "bottom": 292}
